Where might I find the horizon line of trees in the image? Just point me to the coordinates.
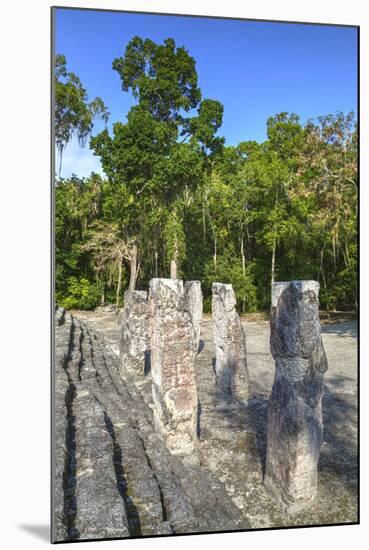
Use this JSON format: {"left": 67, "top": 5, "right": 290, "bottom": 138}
{"left": 55, "top": 38, "right": 357, "bottom": 313}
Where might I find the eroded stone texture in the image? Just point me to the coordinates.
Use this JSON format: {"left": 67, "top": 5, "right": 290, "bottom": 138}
{"left": 55, "top": 310, "right": 247, "bottom": 540}
{"left": 119, "top": 290, "right": 150, "bottom": 378}
{"left": 149, "top": 278, "right": 199, "bottom": 460}
{"left": 264, "top": 280, "right": 328, "bottom": 514}
{"left": 212, "top": 282, "right": 250, "bottom": 402}
{"left": 184, "top": 280, "right": 203, "bottom": 353}
{"left": 69, "top": 308, "right": 358, "bottom": 529}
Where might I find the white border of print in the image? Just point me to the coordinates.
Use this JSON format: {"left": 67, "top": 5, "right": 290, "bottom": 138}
{"left": 1, "top": 1, "right": 366, "bottom": 549}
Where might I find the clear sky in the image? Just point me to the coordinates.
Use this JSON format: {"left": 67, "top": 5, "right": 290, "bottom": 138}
{"left": 54, "top": 7, "right": 358, "bottom": 178}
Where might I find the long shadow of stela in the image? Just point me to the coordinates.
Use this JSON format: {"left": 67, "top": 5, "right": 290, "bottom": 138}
{"left": 319, "top": 377, "right": 358, "bottom": 494}
{"left": 207, "top": 354, "right": 269, "bottom": 476}
{"left": 245, "top": 395, "right": 269, "bottom": 476}
{"left": 321, "top": 321, "right": 357, "bottom": 338}
{"left": 264, "top": 375, "right": 356, "bottom": 490}
{"left": 211, "top": 371, "right": 357, "bottom": 487}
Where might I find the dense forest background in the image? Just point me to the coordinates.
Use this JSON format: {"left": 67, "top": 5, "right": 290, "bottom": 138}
{"left": 55, "top": 37, "right": 357, "bottom": 313}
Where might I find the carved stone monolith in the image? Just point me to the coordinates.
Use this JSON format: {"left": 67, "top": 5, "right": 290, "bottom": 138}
{"left": 119, "top": 290, "right": 150, "bottom": 378}
{"left": 264, "top": 280, "right": 328, "bottom": 514}
{"left": 149, "top": 278, "right": 199, "bottom": 460}
{"left": 212, "top": 282, "right": 250, "bottom": 402}
{"left": 184, "top": 281, "right": 203, "bottom": 354}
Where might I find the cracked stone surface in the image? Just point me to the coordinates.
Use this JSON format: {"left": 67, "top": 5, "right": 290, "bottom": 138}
{"left": 56, "top": 306, "right": 357, "bottom": 539}
{"left": 53, "top": 307, "right": 248, "bottom": 542}
{"left": 212, "top": 282, "right": 250, "bottom": 402}
{"left": 184, "top": 280, "right": 203, "bottom": 354}
{"left": 149, "top": 278, "right": 199, "bottom": 460}
{"left": 119, "top": 290, "right": 150, "bottom": 378}
{"left": 265, "top": 281, "right": 328, "bottom": 514}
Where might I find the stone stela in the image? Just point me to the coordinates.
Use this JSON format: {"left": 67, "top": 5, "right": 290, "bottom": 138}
{"left": 116, "top": 278, "right": 330, "bottom": 514}
{"left": 119, "top": 290, "right": 150, "bottom": 378}
{"left": 212, "top": 282, "right": 250, "bottom": 403}
{"left": 184, "top": 280, "right": 203, "bottom": 354}
{"left": 264, "top": 280, "right": 328, "bottom": 513}
{"left": 149, "top": 278, "right": 199, "bottom": 461}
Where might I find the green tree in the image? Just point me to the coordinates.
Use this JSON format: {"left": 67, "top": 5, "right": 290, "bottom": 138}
{"left": 55, "top": 174, "right": 104, "bottom": 308}
{"left": 297, "top": 112, "right": 358, "bottom": 308}
{"left": 55, "top": 54, "right": 109, "bottom": 174}
{"left": 81, "top": 221, "right": 137, "bottom": 309}
{"left": 91, "top": 36, "right": 224, "bottom": 280}
{"left": 54, "top": 42, "right": 357, "bottom": 313}
{"left": 264, "top": 113, "right": 304, "bottom": 284}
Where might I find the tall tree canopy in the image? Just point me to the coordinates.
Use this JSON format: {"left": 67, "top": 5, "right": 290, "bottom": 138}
{"left": 55, "top": 54, "right": 109, "bottom": 174}
{"left": 90, "top": 36, "right": 224, "bottom": 281}
{"left": 55, "top": 41, "right": 357, "bottom": 313}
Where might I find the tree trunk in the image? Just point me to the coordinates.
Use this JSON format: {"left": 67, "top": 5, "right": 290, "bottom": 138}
{"left": 271, "top": 188, "right": 279, "bottom": 287}
{"left": 155, "top": 250, "right": 158, "bottom": 278}
{"left": 58, "top": 145, "right": 64, "bottom": 177}
{"left": 318, "top": 244, "right": 327, "bottom": 288}
{"left": 202, "top": 201, "right": 206, "bottom": 239}
{"left": 116, "top": 257, "right": 122, "bottom": 310}
{"left": 170, "top": 240, "right": 178, "bottom": 279}
{"left": 213, "top": 237, "right": 217, "bottom": 272}
{"left": 170, "top": 259, "right": 177, "bottom": 279}
{"left": 205, "top": 204, "right": 217, "bottom": 273}
{"left": 321, "top": 250, "right": 327, "bottom": 289}
{"left": 343, "top": 243, "right": 357, "bottom": 310}
{"left": 332, "top": 235, "right": 337, "bottom": 272}
{"left": 240, "top": 229, "right": 246, "bottom": 275}
{"left": 343, "top": 242, "right": 350, "bottom": 269}
{"left": 241, "top": 228, "right": 246, "bottom": 313}
{"left": 97, "top": 273, "right": 105, "bottom": 306}
{"left": 129, "top": 243, "right": 138, "bottom": 291}
{"left": 136, "top": 257, "right": 141, "bottom": 286}
{"left": 271, "top": 238, "right": 276, "bottom": 286}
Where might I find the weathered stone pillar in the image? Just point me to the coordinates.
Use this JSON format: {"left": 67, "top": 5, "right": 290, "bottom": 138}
{"left": 149, "top": 278, "right": 199, "bottom": 460}
{"left": 212, "top": 282, "right": 250, "bottom": 402}
{"left": 184, "top": 280, "right": 203, "bottom": 354}
{"left": 265, "top": 280, "right": 328, "bottom": 513}
{"left": 119, "top": 290, "right": 150, "bottom": 378}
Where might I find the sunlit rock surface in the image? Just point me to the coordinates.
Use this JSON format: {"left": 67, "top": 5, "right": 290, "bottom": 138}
{"left": 212, "top": 282, "right": 250, "bottom": 402}
{"left": 149, "top": 278, "right": 199, "bottom": 460}
{"left": 53, "top": 307, "right": 247, "bottom": 542}
{"left": 184, "top": 280, "right": 203, "bottom": 354}
{"left": 119, "top": 290, "right": 150, "bottom": 378}
{"left": 265, "top": 281, "right": 328, "bottom": 513}
{"left": 54, "top": 303, "right": 357, "bottom": 540}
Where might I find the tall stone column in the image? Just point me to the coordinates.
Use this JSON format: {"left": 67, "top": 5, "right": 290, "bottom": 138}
{"left": 149, "top": 278, "right": 199, "bottom": 460}
{"left": 119, "top": 290, "right": 151, "bottom": 378}
{"left": 212, "top": 282, "right": 250, "bottom": 402}
{"left": 265, "top": 280, "right": 328, "bottom": 513}
{"left": 184, "top": 280, "right": 203, "bottom": 354}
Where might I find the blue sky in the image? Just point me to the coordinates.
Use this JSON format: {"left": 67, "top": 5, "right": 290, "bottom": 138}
{"left": 55, "top": 8, "right": 358, "bottom": 178}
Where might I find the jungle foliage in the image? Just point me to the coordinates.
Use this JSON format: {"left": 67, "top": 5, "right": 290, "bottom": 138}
{"left": 55, "top": 39, "right": 357, "bottom": 312}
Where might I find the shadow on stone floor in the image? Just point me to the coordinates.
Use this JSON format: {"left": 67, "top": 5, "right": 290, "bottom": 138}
{"left": 320, "top": 380, "right": 358, "bottom": 495}
{"left": 210, "top": 373, "right": 357, "bottom": 493}
{"left": 245, "top": 396, "right": 269, "bottom": 476}
{"left": 321, "top": 321, "right": 357, "bottom": 338}
{"left": 198, "top": 339, "right": 205, "bottom": 353}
